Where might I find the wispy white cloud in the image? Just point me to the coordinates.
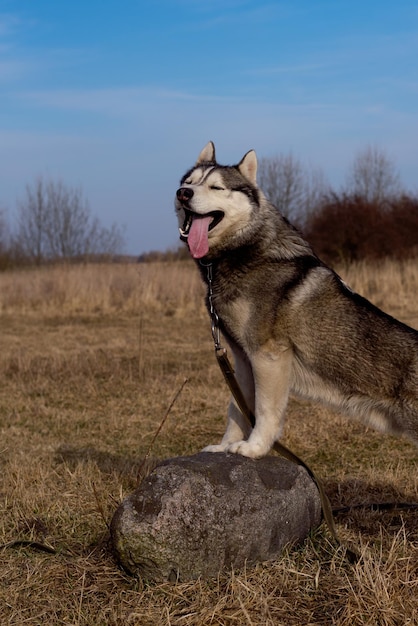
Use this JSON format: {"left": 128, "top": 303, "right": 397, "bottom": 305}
{"left": 170, "top": 0, "right": 297, "bottom": 29}
{"left": 0, "top": 11, "right": 94, "bottom": 85}
{"left": 18, "top": 86, "right": 249, "bottom": 119}
{"left": 0, "top": 12, "right": 40, "bottom": 82}
{"left": 0, "top": 59, "right": 30, "bottom": 80}
{"left": 0, "top": 13, "right": 21, "bottom": 37}
{"left": 245, "top": 63, "right": 330, "bottom": 76}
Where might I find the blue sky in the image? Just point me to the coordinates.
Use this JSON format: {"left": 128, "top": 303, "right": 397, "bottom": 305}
{"left": 1, "top": 1, "right": 417, "bottom": 255}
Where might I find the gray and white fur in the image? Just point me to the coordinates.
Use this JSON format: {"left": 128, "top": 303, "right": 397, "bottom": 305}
{"left": 175, "top": 142, "right": 418, "bottom": 459}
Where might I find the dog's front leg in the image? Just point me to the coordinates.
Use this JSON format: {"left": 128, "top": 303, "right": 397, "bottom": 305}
{"left": 227, "top": 346, "right": 292, "bottom": 459}
{"left": 202, "top": 344, "right": 254, "bottom": 453}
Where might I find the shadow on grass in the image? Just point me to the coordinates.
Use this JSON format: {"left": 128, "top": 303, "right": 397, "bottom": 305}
{"left": 326, "top": 477, "right": 418, "bottom": 538}
{"left": 55, "top": 443, "right": 161, "bottom": 483}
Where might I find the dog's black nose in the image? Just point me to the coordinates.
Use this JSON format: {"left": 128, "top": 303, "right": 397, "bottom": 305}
{"left": 176, "top": 187, "right": 194, "bottom": 203}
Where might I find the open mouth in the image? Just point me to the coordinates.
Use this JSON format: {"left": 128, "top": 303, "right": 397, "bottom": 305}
{"left": 179, "top": 209, "right": 224, "bottom": 241}
{"left": 179, "top": 209, "right": 224, "bottom": 259}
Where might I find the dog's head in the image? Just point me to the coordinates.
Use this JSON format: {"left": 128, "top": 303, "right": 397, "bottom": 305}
{"left": 175, "top": 142, "right": 260, "bottom": 259}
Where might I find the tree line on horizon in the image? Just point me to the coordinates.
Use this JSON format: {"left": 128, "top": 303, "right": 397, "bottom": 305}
{"left": 1, "top": 145, "right": 417, "bottom": 270}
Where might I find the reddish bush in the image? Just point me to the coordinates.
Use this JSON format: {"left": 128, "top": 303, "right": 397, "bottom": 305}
{"left": 304, "top": 193, "right": 418, "bottom": 264}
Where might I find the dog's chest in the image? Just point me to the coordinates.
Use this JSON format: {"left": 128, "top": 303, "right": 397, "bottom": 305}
{"left": 205, "top": 282, "right": 252, "bottom": 347}
{"left": 203, "top": 262, "right": 279, "bottom": 347}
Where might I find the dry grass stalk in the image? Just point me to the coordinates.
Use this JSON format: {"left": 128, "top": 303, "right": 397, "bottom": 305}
{"left": 136, "top": 377, "right": 188, "bottom": 485}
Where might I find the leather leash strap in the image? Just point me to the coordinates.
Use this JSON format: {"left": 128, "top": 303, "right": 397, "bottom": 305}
{"left": 215, "top": 346, "right": 359, "bottom": 563}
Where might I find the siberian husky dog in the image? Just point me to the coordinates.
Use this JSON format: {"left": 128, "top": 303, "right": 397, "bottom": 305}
{"left": 175, "top": 142, "right": 418, "bottom": 459}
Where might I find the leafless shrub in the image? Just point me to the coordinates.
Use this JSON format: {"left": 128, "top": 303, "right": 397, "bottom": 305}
{"left": 16, "top": 177, "right": 125, "bottom": 263}
{"left": 345, "top": 145, "right": 402, "bottom": 206}
{"left": 258, "top": 153, "right": 328, "bottom": 226}
{"left": 0, "top": 208, "right": 12, "bottom": 270}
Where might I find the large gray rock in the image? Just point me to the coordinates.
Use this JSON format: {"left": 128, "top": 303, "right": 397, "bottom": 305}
{"left": 110, "top": 452, "right": 321, "bottom": 582}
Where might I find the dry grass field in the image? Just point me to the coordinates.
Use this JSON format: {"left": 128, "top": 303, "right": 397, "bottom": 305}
{"left": 1, "top": 258, "right": 418, "bottom": 625}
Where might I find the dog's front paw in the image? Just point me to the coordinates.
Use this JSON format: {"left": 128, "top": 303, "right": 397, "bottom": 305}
{"left": 202, "top": 443, "right": 230, "bottom": 453}
{"left": 226, "top": 440, "right": 268, "bottom": 459}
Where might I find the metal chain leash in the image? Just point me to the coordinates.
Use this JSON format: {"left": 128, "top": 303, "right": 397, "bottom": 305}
{"left": 200, "top": 261, "right": 222, "bottom": 351}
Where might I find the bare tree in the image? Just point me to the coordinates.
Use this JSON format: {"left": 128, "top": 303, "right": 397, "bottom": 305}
{"left": 43, "top": 180, "right": 90, "bottom": 258}
{"left": 0, "top": 209, "right": 12, "bottom": 268}
{"left": 17, "top": 177, "right": 125, "bottom": 263}
{"left": 17, "top": 178, "right": 49, "bottom": 264}
{"left": 345, "top": 145, "right": 402, "bottom": 205}
{"left": 301, "top": 166, "right": 329, "bottom": 224}
{"left": 257, "top": 153, "right": 328, "bottom": 226}
{"left": 0, "top": 209, "right": 8, "bottom": 249}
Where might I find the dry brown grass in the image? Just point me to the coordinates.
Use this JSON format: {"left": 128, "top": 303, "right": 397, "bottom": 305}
{"left": 1, "top": 258, "right": 418, "bottom": 625}
{"left": 0, "top": 260, "right": 206, "bottom": 316}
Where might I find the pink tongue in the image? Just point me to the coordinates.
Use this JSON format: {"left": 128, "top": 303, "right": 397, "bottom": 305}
{"left": 188, "top": 215, "right": 212, "bottom": 259}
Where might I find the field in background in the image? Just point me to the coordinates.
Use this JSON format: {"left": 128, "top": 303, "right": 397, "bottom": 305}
{"left": 1, "top": 259, "right": 418, "bottom": 625}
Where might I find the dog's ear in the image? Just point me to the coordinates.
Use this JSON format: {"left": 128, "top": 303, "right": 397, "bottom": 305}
{"left": 196, "top": 141, "right": 216, "bottom": 164}
{"left": 238, "top": 149, "right": 257, "bottom": 186}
